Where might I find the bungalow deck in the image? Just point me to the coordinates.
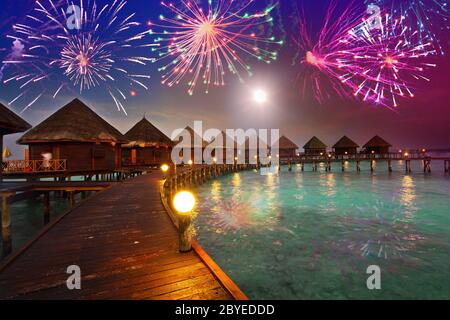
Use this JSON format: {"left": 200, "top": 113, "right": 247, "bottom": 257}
{"left": 0, "top": 173, "right": 234, "bottom": 300}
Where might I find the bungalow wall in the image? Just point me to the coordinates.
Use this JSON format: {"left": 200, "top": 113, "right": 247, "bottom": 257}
{"left": 122, "top": 146, "right": 171, "bottom": 166}
{"left": 279, "top": 148, "right": 297, "bottom": 159}
{"left": 334, "top": 147, "right": 358, "bottom": 155}
{"left": 29, "top": 142, "right": 121, "bottom": 172}
{"left": 304, "top": 148, "right": 327, "bottom": 156}
{"left": 364, "top": 146, "right": 390, "bottom": 154}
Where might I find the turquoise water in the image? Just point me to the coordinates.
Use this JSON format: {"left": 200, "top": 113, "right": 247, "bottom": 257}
{"left": 0, "top": 191, "right": 91, "bottom": 260}
{"left": 193, "top": 161, "right": 450, "bottom": 299}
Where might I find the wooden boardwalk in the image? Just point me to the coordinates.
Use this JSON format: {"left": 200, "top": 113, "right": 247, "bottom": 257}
{"left": 0, "top": 173, "right": 233, "bottom": 300}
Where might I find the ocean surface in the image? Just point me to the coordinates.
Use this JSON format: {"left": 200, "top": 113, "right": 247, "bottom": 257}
{"left": 193, "top": 161, "right": 450, "bottom": 299}
{"left": 0, "top": 191, "right": 91, "bottom": 260}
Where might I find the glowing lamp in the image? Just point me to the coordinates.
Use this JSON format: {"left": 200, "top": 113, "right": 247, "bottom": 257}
{"left": 188, "top": 160, "right": 193, "bottom": 166}
{"left": 173, "top": 191, "right": 196, "bottom": 215}
{"left": 161, "top": 164, "right": 169, "bottom": 173}
{"left": 213, "top": 157, "right": 217, "bottom": 163}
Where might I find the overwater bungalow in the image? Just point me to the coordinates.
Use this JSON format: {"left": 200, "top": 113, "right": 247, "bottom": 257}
{"left": 303, "top": 136, "right": 327, "bottom": 156}
{"left": 122, "top": 117, "right": 173, "bottom": 167}
{"left": 206, "top": 131, "right": 239, "bottom": 163}
{"left": 363, "top": 135, "right": 392, "bottom": 154}
{"left": 173, "top": 126, "right": 208, "bottom": 164}
{"left": 333, "top": 136, "right": 359, "bottom": 155}
{"left": 243, "top": 135, "right": 270, "bottom": 164}
{"left": 0, "top": 103, "right": 31, "bottom": 180}
{"left": 276, "top": 136, "right": 299, "bottom": 160}
{"left": 18, "top": 99, "right": 127, "bottom": 173}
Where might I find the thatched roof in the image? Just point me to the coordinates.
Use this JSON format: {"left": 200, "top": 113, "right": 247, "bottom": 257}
{"left": 0, "top": 102, "right": 31, "bottom": 135}
{"left": 363, "top": 135, "right": 392, "bottom": 148}
{"left": 18, "top": 99, "right": 127, "bottom": 144}
{"left": 206, "top": 131, "right": 237, "bottom": 148}
{"left": 303, "top": 136, "right": 327, "bottom": 149}
{"left": 173, "top": 126, "right": 208, "bottom": 148}
{"left": 277, "top": 136, "right": 299, "bottom": 150}
{"left": 333, "top": 136, "right": 359, "bottom": 149}
{"left": 124, "top": 117, "right": 172, "bottom": 148}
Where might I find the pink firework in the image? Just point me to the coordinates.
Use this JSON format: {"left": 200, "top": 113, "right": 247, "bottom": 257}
{"left": 343, "top": 14, "right": 437, "bottom": 108}
{"left": 294, "top": 1, "right": 437, "bottom": 108}
{"left": 149, "top": 0, "right": 281, "bottom": 95}
{"left": 293, "top": 1, "right": 366, "bottom": 103}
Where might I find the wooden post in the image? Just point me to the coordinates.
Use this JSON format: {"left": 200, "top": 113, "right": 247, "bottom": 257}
{"left": 388, "top": 160, "right": 393, "bottom": 173}
{"left": 301, "top": 162, "right": 304, "bottom": 172}
{"left": 288, "top": 161, "right": 292, "bottom": 172}
{"left": 341, "top": 160, "right": 345, "bottom": 172}
{"left": 356, "top": 160, "right": 361, "bottom": 172}
{"left": 43, "top": 192, "right": 50, "bottom": 225}
{"left": 2, "top": 192, "right": 14, "bottom": 257}
{"left": 370, "top": 160, "right": 374, "bottom": 173}
{"left": 405, "top": 160, "right": 412, "bottom": 173}
{"left": 178, "top": 214, "right": 192, "bottom": 252}
{"left": 68, "top": 191, "right": 75, "bottom": 207}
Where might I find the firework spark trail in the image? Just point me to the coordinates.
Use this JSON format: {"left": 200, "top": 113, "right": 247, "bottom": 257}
{"left": 3, "top": 0, "right": 153, "bottom": 113}
{"left": 149, "top": 0, "right": 282, "bottom": 95}
{"left": 365, "top": 0, "right": 450, "bottom": 55}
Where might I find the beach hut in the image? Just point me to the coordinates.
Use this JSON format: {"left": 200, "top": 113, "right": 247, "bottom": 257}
{"left": 276, "top": 136, "right": 299, "bottom": 160}
{"left": 363, "top": 135, "right": 392, "bottom": 155}
{"left": 205, "top": 131, "right": 238, "bottom": 164}
{"left": 333, "top": 136, "right": 359, "bottom": 155}
{"left": 122, "top": 117, "right": 173, "bottom": 166}
{"left": 242, "top": 135, "right": 271, "bottom": 164}
{"left": 303, "top": 136, "right": 327, "bottom": 156}
{"left": 0, "top": 103, "right": 31, "bottom": 180}
{"left": 18, "top": 99, "right": 127, "bottom": 173}
{"left": 173, "top": 126, "right": 207, "bottom": 164}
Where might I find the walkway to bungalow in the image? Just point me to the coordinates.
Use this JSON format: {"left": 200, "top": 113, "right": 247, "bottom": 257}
{"left": 0, "top": 173, "right": 233, "bottom": 300}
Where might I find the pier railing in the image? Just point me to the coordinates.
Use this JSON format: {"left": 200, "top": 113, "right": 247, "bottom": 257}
{"left": 2, "top": 159, "right": 67, "bottom": 174}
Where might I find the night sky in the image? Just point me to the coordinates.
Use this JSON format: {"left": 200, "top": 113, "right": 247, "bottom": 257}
{"left": 1, "top": 0, "right": 449, "bottom": 158}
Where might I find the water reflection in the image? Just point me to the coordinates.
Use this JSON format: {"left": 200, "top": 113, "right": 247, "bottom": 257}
{"left": 400, "top": 175, "right": 417, "bottom": 211}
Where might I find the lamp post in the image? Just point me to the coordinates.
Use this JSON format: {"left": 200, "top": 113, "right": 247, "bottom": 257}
{"left": 173, "top": 191, "right": 196, "bottom": 252}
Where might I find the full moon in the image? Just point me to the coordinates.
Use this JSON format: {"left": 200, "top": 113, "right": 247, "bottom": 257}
{"left": 253, "top": 89, "right": 268, "bottom": 104}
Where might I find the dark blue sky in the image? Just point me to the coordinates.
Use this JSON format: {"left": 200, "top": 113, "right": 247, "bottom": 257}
{"left": 1, "top": 0, "right": 450, "bottom": 158}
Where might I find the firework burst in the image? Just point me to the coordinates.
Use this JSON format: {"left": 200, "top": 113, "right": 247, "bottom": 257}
{"left": 343, "top": 14, "right": 437, "bottom": 108}
{"left": 293, "top": 1, "right": 436, "bottom": 108}
{"left": 149, "top": 0, "right": 282, "bottom": 95}
{"left": 2, "top": 0, "right": 153, "bottom": 113}
{"left": 334, "top": 199, "right": 424, "bottom": 260}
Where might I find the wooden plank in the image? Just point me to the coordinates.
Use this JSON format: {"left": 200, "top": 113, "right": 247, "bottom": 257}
{"left": 0, "top": 173, "right": 235, "bottom": 300}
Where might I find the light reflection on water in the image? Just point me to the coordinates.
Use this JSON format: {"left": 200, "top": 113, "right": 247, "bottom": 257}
{"left": 194, "top": 162, "right": 450, "bottom": 299}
